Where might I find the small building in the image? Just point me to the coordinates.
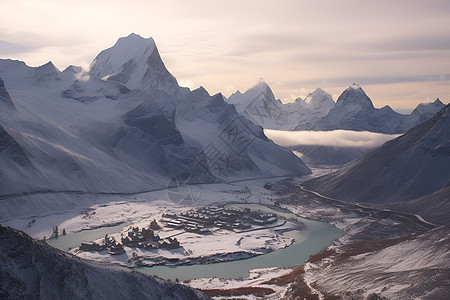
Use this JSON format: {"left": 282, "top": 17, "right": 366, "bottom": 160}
{"left": 79, "top": 241, "right": 105, "bottom": 251}
{"left": 107, "top": 243, "right": 125, "bottom": 255}
{"left": 149, "top": 219, "right": 160, "bottom": 229}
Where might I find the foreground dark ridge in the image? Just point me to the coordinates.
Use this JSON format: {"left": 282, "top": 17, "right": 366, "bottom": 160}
{"left": 0, "top": 225, "right": 210, "bottom": 300}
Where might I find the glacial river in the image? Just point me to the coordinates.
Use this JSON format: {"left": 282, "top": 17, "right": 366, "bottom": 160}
{"left": 47, "top": 203, "right": 343, "bottom": 281}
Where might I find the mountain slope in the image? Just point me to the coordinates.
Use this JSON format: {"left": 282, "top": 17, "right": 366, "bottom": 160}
{"left": 309, "top": 226, "right": 450, "bottom": 299}
{"left": 305, "top": 104, "right": 450, "bottom": 203}
{"left": 398, "top": 98, "right": 445, "bottom": 132}
{"left": 0, "top": 225, "right": 209, "bottom": 300}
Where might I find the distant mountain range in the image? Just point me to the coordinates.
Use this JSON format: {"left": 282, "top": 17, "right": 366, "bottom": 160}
{"left": 0, "top": 33, "right": 310, "bottom": 196}
{"left": 228, "top": 81, "right": 446, "bottom": 134}
{"left": 0, "top": 225, "right": 209, "bottom": 300}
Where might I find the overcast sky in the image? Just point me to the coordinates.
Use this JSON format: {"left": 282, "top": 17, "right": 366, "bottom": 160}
{"left": 1, "top": 0, "right": 449, "bottom": 111}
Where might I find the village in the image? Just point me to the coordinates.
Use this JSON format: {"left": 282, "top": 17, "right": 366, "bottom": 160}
{"left": 78, "top": 206, "right": 280, "bottom": 256}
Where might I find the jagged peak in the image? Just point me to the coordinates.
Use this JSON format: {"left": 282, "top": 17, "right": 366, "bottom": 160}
{"left": 335, "top": 83, "right": 374, "bottom": 110}
{"left": 89, "top": 34, "right": 179, "bottom": 94}
{"left": 253, "top": 77, "right": 271, "bottom": 90}
{"left": 89, "top": 33, "right": 156, "bottom": 76}
{"left": 416, "top": 98, "right": 445, "bottom": 109}
{"left": 380, "top": 105, "right": 395, "bottom": 112}
{"left": 115, "top": 33, "right": 155, "bottom": 51}
{"left": 305, "top": 88, "right": 333, "bottom": 102}
{"left": 312, "top": 87, "right": 327, "bottom": 94}
{"left": 63, "top": 65, "right": 83, "bottom": 74}
{"left": 36, "top": 61, "right": 60, "bottom": 72}
{"left": 304, "top": 88, "right": 334, "bottom": 112}
{"left": 433, "top": 98, "right": 444, "bottom": 105}
{"left": 192, "top": 86, "right": 210, "bottom": 97}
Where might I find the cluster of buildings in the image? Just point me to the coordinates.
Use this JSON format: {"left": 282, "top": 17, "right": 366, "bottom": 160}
{"left": 78, "top": 220, "right": 180, "bottom": 255}
{"left": 162, "top": 206, "right": 278, "bottom": 233}
{"left": 79, "top": 234, "right": 125, "bottom": 255}
{"left": 78, "top": 207, "right": 279, "bottom": 256}
{"left": 121, "top": 225, "right": 180, "bottom": 250}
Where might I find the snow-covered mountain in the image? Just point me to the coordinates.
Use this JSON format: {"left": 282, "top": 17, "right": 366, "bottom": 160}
{"left": 90, "top": 33, "right": 179, "bottom": 95}
{"left": 305, "top": 103, "right": 450, "bottom": 204}
{"left": 0, "top": 225, "right": 209, "bottom": 300}
{"left": 398, "top": 98, "right": 445, "bottom": 132}
{"left": 0, "top": 34, "right": 310, "bottom": 196}
{"left": 227, "top": 79, "right": 285, "bottom": 129}
{"left": 229, "top": 81, "right": 446, "bottom": 135}
{"left": 227, "top": 81, "right": 334, "bottom": 130}
{"left": 310, "top": 84, "right": 404, "bottom": 133}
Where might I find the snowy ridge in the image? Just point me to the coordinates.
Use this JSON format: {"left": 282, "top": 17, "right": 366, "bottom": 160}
{"left": 398, "top": 98, "right": 445, "bottom": 132}
{"left": 311, "top": 84, "right": 404, "bottom": 133}
{"left": 229, "top": 81, "right": 446, "bottom": 134}
{"left": 228, "top": 81, "right": 334, "bottom": 130}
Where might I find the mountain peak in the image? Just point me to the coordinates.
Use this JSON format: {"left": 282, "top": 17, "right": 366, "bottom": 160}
{"left": 305, "top": 88, "right": 334, "bottom": 111}
{"left": 90, "top": 34, "right": 156, "bottom": 80}
{"left": 336, "top": 83, "right": 374, "bottom": 110}
{"left": 36, "top": 61, "right": 60, "bottom": 73}
{"left": 63, "top": 65, "right": 82, "bottom": 74}
{"left": 34, "top": 61, "right": 61, "bottom": 82}
{"left": 433, "top": 98, "right": 444, "bottom": 105}
{"left": 89, "top": 34, "right": 178, "bottom": 94}
{"left": 254, "top": 78, "right": 270, "bottom": 90}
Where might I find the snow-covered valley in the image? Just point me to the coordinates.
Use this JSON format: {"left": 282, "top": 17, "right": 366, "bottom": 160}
{"left": 2, "top": 173, "right": 448, "bottom": 299}
{"left": 1, "top": 32, "right": 449, "bottom": 300}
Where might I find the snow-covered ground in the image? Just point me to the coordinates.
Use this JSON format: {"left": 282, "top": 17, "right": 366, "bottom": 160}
{"left": 1, "top": 178, "right": 294, "bottom": 238}
{"left": 0, "top": 178, "right": 309, "bottom": 268}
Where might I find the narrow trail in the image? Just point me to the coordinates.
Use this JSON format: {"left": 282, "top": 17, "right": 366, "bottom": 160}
{"left": 300, "top": 186, "right": 437, "bottom": 229}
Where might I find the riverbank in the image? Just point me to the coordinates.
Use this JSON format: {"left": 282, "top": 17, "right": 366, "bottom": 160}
{"left": 190, "top": 178, "right": 449, "bottom": 299}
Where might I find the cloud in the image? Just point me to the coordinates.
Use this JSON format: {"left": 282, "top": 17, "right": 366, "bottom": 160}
{"left": 264, "top": 129, "right": 400, "bottom": 148}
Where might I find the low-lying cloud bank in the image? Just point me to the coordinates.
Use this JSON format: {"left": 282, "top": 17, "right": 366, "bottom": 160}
{"left": 264, "top": 129, "right": 400, "bottom": 148}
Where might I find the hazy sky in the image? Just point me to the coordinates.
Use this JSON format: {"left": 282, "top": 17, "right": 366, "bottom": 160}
{"left": 1, "top": 0, "right": 449, "bottom": 111}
